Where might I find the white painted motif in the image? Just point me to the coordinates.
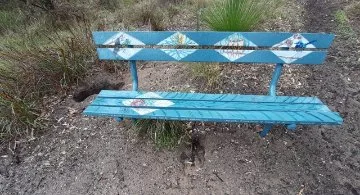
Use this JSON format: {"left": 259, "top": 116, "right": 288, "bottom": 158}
{"left": 104, "top": 32, "right": 145, "bottom": 45}
{"left": 157, "top": 32, "right": 198, "bottom": 46}
{"left": 109, "top": 48, "right": 143, "bottom": 60}
{"left": 161, "top": 49, "right": 197, "bottom": 61}
{"left": 122, "top": 92, "right": 174, "bottom": 115}
{"left": 215, "top": 33, "right": 257, "bottom": 47}
{"left": 273, "top": 34, "right": 316, "bottom": 48}
{"left": 215, "top": 50, "right": 254, "bottom": 61}
{"left": 272, "top": 51, "right": 313, "bottom": 64}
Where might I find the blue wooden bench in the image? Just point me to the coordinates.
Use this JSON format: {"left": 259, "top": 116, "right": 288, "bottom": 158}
{"left": 84, "top": 31, "right": 343, "bottom": 137}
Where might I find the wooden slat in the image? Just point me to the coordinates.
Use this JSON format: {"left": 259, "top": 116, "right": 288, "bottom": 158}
{"left": 90, "top": 97, "right": 331, "bottom": 112}
{"left": 97, "top": 90, "right": 324, "bottom": 104}
{"left": 92, "top": 31, "right": 334, "bottom": 49}
{"left": 96, "top": 48, "right": 328, "bottom": 64}
{"left": 84, "top": 106, "right": 343, "bottom": 125}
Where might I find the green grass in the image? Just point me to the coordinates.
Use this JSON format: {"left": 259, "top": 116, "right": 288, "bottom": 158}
{"left": 189, "top": 63, "right": 221, "bottom": 88}
{"left": 133, "top": 119, "right": 188, "bottom": 149}
{"left": 0, "top": 9, "right": 26, "bottom": 34}
{"left": 334, "top": 10, "right": 355, "bottom": 37}
{"left": 202, "top": 0, "right": 281, "bottom": 31}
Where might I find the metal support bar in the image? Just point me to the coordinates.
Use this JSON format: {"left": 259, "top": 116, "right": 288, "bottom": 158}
{"left": 130, "top": 60, "right": 138, "bottom": 91}
{"left": 259, "top": 124, "right": 273, "bottom": 138}
{"left": 269, "top": 63, "right": 284, "bottom": 96}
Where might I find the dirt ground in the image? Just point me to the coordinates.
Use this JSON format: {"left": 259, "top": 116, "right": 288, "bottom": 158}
{"left": 1, "top": 0, "right": 359, "bottom": 194}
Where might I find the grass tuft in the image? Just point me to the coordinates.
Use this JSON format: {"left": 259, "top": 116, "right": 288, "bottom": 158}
{"left": 202, "top": 0, "right": 280, "bottom": 31}
{"left": 334, "top": 10, "right": 355, "bottom": 37}
{"left": 189, "top": 63, "right": 221, "bottom": 88}
{"left": 133, "top": 119, "right": 188, "bottom": 149}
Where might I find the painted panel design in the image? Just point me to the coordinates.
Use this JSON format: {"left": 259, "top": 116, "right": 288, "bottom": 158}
{"left": 97, "top": 48, "right": 327, "bottom": 64}
{"left": 215, "top": 33, "right": 257, "bottom": 47}
{"left": 160, "top": 49, "right": 197, "bottom": 61}
{"left": 92, "top": 31, "right": 335, "bottom": 48}
{"left": 103, "top": 32, "right": 145, "bottom": 46}
{"left": 122, "top": 92, "right": 174, "bottom": 115}
{"left": 271, "top": 51, "right": 313, "bottom": 64}
{"left": 273, "top": 33, "right": 316, "bottom": 48}
{"left": 157, "top": 32, "right": 198, "bottom": 46}
{"left": 108, "top": 48, "right": 143, "bottom": 60}
{"left": 215, "top": 49, "right": 254, "bottom": 61}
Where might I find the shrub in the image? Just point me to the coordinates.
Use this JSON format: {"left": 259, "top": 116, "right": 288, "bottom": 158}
{"left": 202, "top": 0, "right": 280, "bottom": 31}
{"left": 0, "top": 22, "right": 95, "bottom": 142}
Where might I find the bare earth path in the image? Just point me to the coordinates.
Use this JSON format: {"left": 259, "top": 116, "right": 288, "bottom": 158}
{"left": 1, "top": 0, "right": 359, "bottom": 194}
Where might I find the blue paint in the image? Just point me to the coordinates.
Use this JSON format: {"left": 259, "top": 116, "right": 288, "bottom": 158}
{"left": 96, "top": 48, "right": 328, "bottom": 65}
{"left": 85, "top": 31, "right": 342, "bottom": 138}
{"left": 92, "top": 31, "right": 335, "bottom": 49}
{"left": 116, "top": 117, "right": 123, "bottom": 122}
{"left": 91, "top": 97, "right": 331, "bottom": 112}
{"left": 130, "top": 60, "right": 138, "bottom": 91}
{"left": 83, "top": 91, "right": 343, "bottom": 125}
{"left": 269, "top": 63, "right": 284, "bottom": 96}
{"left": 97, "top": 90, "right": 324, "bottom": 104}
{"left": 259, "top": 124, "right": 273, "bottom": 137}
{"left": 287, "top": 124, "right": 297, "bottom": 131}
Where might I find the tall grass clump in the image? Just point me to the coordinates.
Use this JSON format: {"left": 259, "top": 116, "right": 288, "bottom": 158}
{"left": 0, "top": 21, "right": 95, "bottom": 142}
{"left": 134, "top": 119, "right": 188, "bottom": 149}
{"left": 202, "top": 0, "right": 280, "bottom": 31}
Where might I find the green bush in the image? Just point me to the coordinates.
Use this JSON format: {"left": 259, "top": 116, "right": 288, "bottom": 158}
{"left": 0, "top": 23, "right": 95, "bottom": 142}
{"left": 202, "top": 0, "right": 280, "bottom": 31}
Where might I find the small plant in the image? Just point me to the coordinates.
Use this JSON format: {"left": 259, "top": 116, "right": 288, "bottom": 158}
{"left": 134, "top": 119, "right": 188, "bottom": 149}
{"left": 189, "top": 63, "right": 221, "bottom": 87}
{"left": 334, "top": 10, "right": 355, "bottom": 37}
{"left": 202, "top": 0, "right": 280, "bottom": 31}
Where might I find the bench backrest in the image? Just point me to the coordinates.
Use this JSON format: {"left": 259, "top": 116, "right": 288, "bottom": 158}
{"left": 93, "top": 31, "right": 334, "bottom": 65}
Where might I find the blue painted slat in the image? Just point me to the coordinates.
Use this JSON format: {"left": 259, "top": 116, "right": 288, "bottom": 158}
{"left": 92, "top": 31, "right": 334, "bottom": 49}
{"left": 83, "top": 106, "right": 342, "bottom": 125}
{"left": 96, "top": 48, "right": 328, "bottom": 64}
{"left": 90, "top": 97, "right": 331, "bottom": 112}
{"left": 97, "top": 90, "right": 324, "bottom": 104}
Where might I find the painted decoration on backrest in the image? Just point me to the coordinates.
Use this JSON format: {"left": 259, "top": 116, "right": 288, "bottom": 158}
{"left": 109, "top": 48, "right": 143, "bottom": 60}
{"left": 271, "top": 51, "right": 313, "bottom": 64}
{"left": 161, "top": 49, "right": 197, "bottom": 61}
{"left": 215, "top": 33, "right": 257, "bottom": 47}
{"left": 215, "top": 50, "right": 254, "bottom": 61}
{"left": 104, "top": 32, "right": 145, "bottom": 46}
{"left": 273, "top": 34, "right": 316, "bottom": 48}
{"left": 157, "top": 32, "right": 198, "bottom": 46}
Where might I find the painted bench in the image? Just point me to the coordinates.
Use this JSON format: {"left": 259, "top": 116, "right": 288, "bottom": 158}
{"left": 84, "top": 31, "right": 343, "bottom": 137}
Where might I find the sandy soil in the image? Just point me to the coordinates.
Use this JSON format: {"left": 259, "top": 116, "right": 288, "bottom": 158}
{"left": 1, "top": 0, "right": 359, "bottom": 194}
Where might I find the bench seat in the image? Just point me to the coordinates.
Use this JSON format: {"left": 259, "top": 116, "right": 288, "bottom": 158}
{"left": 84, "top": 90, "right": 343, "bottom": 125}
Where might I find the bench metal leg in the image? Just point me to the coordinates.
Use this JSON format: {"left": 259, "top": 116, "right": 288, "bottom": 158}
{"left": 259, "top": 124, "right": 273, "bottom": 138}
{"left": 287, "top": 124, "right": 297, "bottom": 131}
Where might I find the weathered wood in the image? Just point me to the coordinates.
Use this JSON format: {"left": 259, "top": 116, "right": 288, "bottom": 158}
{"left": 96, "top": 48, "right": 327, "bottom": 64}
{"left": 92, "top": 31, "right": 334, "bottom": 49}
